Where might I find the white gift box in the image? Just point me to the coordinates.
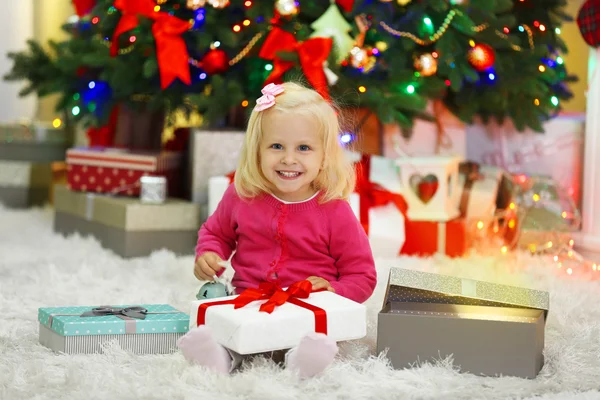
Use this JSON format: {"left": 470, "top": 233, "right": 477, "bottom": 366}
{"left": 347, "top": 152, "right": 407, "bottom": 256}
{"left": 395, "top": 156, "right": 463, "bottom": 221}
{"left": 188, "top": 129, "right": 245, "bottom": 211}
{"left": 457, "top": 165, "right": 505, "bottom": 220}
{"left": 208, "top": 176, "right": 231, "bottom": 217}
{"left": 190, "top": 290, "right": 367, "bottom": 355}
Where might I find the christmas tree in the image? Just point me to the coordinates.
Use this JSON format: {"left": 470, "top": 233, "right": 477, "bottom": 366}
{"left": 4, "top": 0, "right": 576, "bottom": 138}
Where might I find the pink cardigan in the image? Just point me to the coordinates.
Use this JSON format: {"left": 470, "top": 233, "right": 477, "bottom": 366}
{"left": 196, "top": 185, "right": 377, "bottom": 303}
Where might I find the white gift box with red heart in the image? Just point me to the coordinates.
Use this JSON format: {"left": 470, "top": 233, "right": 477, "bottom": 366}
{"left": 394, "top": 156, "right": 463, "bottom": 221}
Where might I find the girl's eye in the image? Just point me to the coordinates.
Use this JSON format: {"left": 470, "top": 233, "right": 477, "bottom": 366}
{"left": 271, "top": 143, "right": 283, "bottom": 150}
{"left": 298, "top": 145, "right": 311, "bottom": 151}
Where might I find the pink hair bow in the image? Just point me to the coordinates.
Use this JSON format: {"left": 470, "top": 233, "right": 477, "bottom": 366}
{"left": 255, "top": 83, "right": 285, "bottom": 111}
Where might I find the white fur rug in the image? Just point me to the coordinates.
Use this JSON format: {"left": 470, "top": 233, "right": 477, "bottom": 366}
{"left": 1, "top": 206, "right": 600, "bottom": 400}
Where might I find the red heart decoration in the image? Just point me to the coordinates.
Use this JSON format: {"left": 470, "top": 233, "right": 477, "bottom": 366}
{"left": 409, "top": 174, "right": 439, "bottom": 203}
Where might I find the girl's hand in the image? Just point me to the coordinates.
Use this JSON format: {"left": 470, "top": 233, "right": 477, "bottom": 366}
{"left": 194, "top": 252, "right": 225, "bottom": 281}
{"left": 306, "top": 276, "right": 335, "bottom": 292}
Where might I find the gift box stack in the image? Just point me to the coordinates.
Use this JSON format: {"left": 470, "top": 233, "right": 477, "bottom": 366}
{"left": 0, "top": 122, "right": 69, "bottom": 208}
{"left": 54, "top": 184, "right": 200, "bottom": 258}
{"left": 377, "top": 267, "right": 549, "bottom": 378}
{"left": 352, "top": 152, "right": 513, "bottom": 258}
{"left": 38, "top": 304, "right": 190, "bottom": 354}
{"left": 54, "top": 143, "right": 206, "bottom": 257}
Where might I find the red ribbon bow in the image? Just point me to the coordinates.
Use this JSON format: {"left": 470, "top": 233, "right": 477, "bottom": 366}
{"left": 86, "top": 105, "right": 120, "bottom": 147}
{"left": 111, "top": 0, "right": 192, "bottom": 89}
{"left": 196, "top": 280, "right": 328, "bottom": 334}
{"left": 355, "top": 154, "right": 409, "bottom": 235}
{"left": 226, "top": 170, "right": 236, "bottom": 184}
{"left": 258, "top": 27, "right": 333, "bottom": 101}
{"left": 336, "top": 0, "right": 354, "bottom": 12}
{"left": 72, "top": 0, "right": 97, "bottom": 17}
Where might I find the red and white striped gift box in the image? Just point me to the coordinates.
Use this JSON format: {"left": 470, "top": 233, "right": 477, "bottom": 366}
{"left": 66, "top": 147, "right": 182, "bottom": 196}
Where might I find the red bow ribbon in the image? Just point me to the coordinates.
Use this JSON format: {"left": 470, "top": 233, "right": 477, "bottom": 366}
{"left": 111, "top": 0, "right": 192, "bottom": 89}
{"left": 336, "top": 0, "right": 354, "bottom": 12}
{"left": 226, "top": 170, "right": 236, "bottom": 184}
{"left": 72, "top": 0, "right": 97, "bottom": 17}
{"left": 86, "top": 105, "right": 120, "bottom": 147}
{"left": 196, "top": 280, "right": 328, "bottom": 334}
{"left": 259, "top": 27, "right": 333, "bottom": 101}
{"left": 355, "top": 154, "right": 409, "bottom": 235}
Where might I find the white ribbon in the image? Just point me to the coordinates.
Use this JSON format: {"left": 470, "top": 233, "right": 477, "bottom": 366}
{"left": 460, "top": 278, "right": 477, "bottom": 297}
{"left": 85, "top": 193, "right": 95, "bottom": 221}
{"left": 323, "top": 62, "right": 339, "bottom": 86}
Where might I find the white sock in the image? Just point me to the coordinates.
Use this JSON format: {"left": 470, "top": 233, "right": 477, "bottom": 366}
{"left": 177, "top": 326, "right": 232, "bottom": 374}
{"left": 285, "top": 332, "right": 339, "bottom": 378}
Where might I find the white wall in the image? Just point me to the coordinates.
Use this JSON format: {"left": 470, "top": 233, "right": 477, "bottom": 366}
{"left": 0, "top": 1, "right": 35, "bottom": 122}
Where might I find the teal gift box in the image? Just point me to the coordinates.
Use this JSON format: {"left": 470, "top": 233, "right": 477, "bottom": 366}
{"left": 38, "top": 304, "right": 189, "bottom": 354}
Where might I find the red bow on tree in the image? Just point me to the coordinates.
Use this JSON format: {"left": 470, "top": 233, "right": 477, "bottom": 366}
{"left": 259, "top": 27, "right": 333, "bottom": 101}
{"left": 86, "top": 105, "right": 120, "bottom": 147}
{"left": 72, "top": 0, "right": 96, "bottom": 17}
{"left": 336, "top": 0, "right": 354, "bottom": 12}
{"left": 111, "top": 0, "right": 192, "bottom": 89}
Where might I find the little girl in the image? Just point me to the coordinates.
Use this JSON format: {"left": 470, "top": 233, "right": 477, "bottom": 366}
{"left": 177, "top": 82, "right": 377, "bottom": 378}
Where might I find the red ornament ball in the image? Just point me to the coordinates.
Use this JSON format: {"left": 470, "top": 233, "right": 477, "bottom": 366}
{"left": 201, "top": 49, "right": 229, "bottom": 75}
{"left": 467, "top": 43, "right": 495, "bottom": 72}
{"left": 577, "top": 0, "right": 600, "bottom": 47}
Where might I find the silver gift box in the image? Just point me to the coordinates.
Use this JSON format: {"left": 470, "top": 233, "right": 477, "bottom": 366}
{"left": 188, "top": 129, "right": 245, "bottom": 208}
{"left": 39, "top": 323, "right": 184, "bottom": 355}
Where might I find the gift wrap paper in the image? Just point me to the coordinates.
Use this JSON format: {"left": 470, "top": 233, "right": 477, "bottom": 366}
{"left": 54, "top": 184, "right": 200, "bottom": 231}
{"left": 188, "top": 129, "right": 245, "bottom": 207}
{"left": 457, "top": 166, "right": 504, "bottom": 220}
{"left": 0, "top": 122, "right": 67, "bottom": 143}
{"left": 191, "top": 291, "right": 367, "bottom": 355}
{"left": 378, "top": 268, "right": 549, "bottom": 378}
{"left": 53, "top": 184, "right": 201, "bottom": 257}
{"left": 38, "top": 304, "right": 189, "bottom": 354}
{"left": 401, "top": 218, "right": 470, "bottom": 257}
{"left": 0, "top": 123, "right": 68, "bottom": 162}
{"left": 66, "top": 148, "right": 182, "bottom": 197}
{"left": 0, "top": 160, "right": 53, "bottom": 207}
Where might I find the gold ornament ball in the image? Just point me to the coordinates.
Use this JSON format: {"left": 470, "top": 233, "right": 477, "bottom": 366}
{"left": 397, "top": 0, "right": 412, "bottom": 5}
{"left": 375, "top": 41, "right": 389, "bottom": 52}
{"left": 275, "top": 0, "right": 299, "bottom": 16}
{"left": 414, "top": 53, "right": 438, "bottom": 76}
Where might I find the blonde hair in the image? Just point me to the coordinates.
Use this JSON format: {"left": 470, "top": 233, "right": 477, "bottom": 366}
{"left": 234, "top": 82, "right": 355, "bottom": 203}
